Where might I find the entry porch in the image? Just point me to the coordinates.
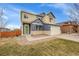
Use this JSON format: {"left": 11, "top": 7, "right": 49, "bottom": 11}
{"left": 22, "top": 23, "right": 51, "bottom": 35}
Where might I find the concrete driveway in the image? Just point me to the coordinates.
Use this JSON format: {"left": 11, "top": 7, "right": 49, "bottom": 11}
{"left": 30, "top": 34, "right": 79, "bottom": 42}
{"left": 55, "top": 33, "right": 79, "bottom": 42}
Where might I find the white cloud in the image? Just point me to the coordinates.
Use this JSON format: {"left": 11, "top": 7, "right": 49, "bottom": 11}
{"left": 52, "top": 4, "right": 68, "bottom": 9}
{"left": 40, "top": 3, "right": 47, "bottom": 7}
{"left": 6, "top": 24, "right": 20, "bottom": 30}
{"left": 40, "top": 3, "right": 70, "bottom": 15}
{"left": 6, "top": 4, "right": 36, "bottom": 14}
{"left": 40, "top": 3, "right": 68, "bottom": 9}
{"left": 6, "top": 4, "right": 20, "bottom": 13}
{"left": 51, "top": 4, "right": 73, "bottom": 17}
{"left": 2, "top": 15, "right": 8, "bottom": 19}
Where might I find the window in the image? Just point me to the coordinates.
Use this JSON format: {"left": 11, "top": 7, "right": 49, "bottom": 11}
{"left": 36, "top": 25, "right": 43, "bottom": 30}
{"left": 24, "top": 14, "right": 28, "bottom": 19}
{"left": 36, "top": 25, "right": 39, "bottom": 30}
{"left": 39, "top": 26, "right": 43, "bottom": 30}
{"left": 50, "top": 18, "right": 52, "bottom": 22}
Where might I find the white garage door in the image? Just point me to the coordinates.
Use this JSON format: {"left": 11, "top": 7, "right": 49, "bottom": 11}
{"left": 50, "top": 25, "right": 61, "bottom": 35}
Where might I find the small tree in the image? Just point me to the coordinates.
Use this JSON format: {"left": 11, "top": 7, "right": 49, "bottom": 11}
{"left": 0, "top": 8, "right": 8, "bottom": 31}
{"left": 67, "top": 4, "right": 79, "bottom": 33}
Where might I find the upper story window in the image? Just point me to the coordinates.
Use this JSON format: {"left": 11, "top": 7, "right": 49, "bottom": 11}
{"left": 49, "top": 18, "right": 52, "bottom": 22}
{"left": 24, "top": 14, "right": 28, "bottom": 19}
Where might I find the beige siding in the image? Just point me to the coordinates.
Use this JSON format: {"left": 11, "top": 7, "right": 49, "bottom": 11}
{"left": 21, "top": 12, "right": 55, "bottom": 24}
{"left": 42, "top": 15, "right": 55, "bottom": 24}
{"left": 21, "top": 12, "right": 37, "bottom": 23}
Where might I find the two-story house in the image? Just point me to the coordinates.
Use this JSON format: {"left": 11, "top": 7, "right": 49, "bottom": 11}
{"left": 20, "top": 11, "right": 61, "bottom": 35}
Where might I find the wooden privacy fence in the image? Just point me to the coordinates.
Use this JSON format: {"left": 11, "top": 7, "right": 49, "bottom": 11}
{"left": 0, "top": 29, "right": 21, "bottom": 38}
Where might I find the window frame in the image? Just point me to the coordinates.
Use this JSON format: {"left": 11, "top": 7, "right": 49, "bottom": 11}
{"left": 24, "top": 14, "right": 28, "bottom": 19}
{"left": 36, "top": 25, "right": 43, "bottom": 31}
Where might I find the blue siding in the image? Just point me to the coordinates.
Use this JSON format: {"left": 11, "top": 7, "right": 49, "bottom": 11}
{"left": 31, "top": 24, "right": 51, "bottom": 31}
{"left": 43, "top": 24, "right": 50, "bottom": 30}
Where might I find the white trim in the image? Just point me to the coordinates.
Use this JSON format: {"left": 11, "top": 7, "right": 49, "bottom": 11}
{"left": 32, "top": 23, "right": 43, "bottom": 25}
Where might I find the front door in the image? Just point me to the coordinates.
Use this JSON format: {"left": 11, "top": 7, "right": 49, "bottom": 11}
{"left": 23, "top": 24, "right": 29, "bottom": 34}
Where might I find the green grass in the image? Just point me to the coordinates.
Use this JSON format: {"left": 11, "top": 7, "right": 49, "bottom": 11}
{"left": 0, "top": 39, "right": 79, "bottom": 56}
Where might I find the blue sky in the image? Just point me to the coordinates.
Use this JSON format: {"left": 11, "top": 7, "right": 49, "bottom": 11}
{"left": 0, "top": 3, "right": 73, "bottom": 29}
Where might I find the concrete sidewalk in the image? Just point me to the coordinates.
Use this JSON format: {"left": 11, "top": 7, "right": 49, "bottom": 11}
{"left": 26, "top": 35, "right": 56, "bottom": 41}
{"left": 17, "top": 35, "right": 57, "bottom": 45}
{"left": 17, "top": 33, "right": 79, "bottom": 45}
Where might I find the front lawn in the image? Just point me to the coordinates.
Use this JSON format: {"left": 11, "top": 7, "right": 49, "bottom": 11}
{"left": 0, "top": 38, "right": 79, "bottom": 56}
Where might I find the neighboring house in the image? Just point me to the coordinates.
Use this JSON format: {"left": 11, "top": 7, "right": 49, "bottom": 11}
{"left": 0, "top": 27, "right": 10, "bottom": 32}
{"left": 60, "top": 21, "right": 79, "bottom": 33}
{"left": 20, "top": 11, "right": 61, "bottom": 35}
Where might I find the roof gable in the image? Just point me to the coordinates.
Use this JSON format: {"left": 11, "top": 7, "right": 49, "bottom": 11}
{"left": 47, "top": 12, "right": 56, "bottom": 18}
{"left": 21, "top": 11, "right": 56, "bottom": 24}
{"left": 41, "top": 14, "right": 55, "bottom": 24}
{"left": 31, "top": 18, "right": 43, "bottom": 25}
